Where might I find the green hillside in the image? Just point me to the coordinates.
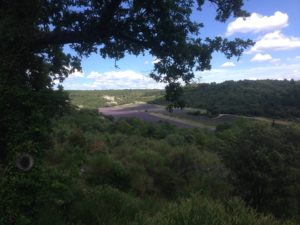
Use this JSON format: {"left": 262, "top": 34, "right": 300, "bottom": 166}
{"left": 43, "top": 108, "right": 300, "bottom": 224}
{"left": 180, "top": 80, "right": 300, "bottom": 118}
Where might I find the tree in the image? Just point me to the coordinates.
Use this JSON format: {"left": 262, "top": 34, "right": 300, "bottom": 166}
{"left": 218, "top": 122, "right": 300, "bottom": 220}
{"left": 0, "top": 1, "right": 252, "bottom": 223}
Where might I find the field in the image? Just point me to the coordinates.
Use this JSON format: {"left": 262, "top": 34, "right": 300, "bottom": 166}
{"left": 68, "top": 89, "right": 164, "bottom": 109}
{"left": 100, "top": 103, "right": 204, "bottom": 129}
{"left": 99, "top": 102, "right": 298, "bottom": 130}
{"left": 69, "top": 89, "right": 299, "bottom": 130}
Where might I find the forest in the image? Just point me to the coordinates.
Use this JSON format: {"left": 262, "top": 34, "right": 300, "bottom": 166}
{"left": 7, "top": 106, "right": 300, "bottom": 224}
{"left": 2, "top": 89, "right": 300, "bottom": 224}
{"left": 152, "top": 79, "right": 300, "bottom": 118}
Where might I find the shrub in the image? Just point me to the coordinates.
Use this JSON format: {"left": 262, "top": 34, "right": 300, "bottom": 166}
{"left": 0, "top": 166, "right": 76, "bottom": 225}
{"left": 115, "top": 119, "right": 133, "bottom": 134}
{"left": 165, "top": 133, "right": 185, "bottom": 146}
{"left": 218, "top": 122, "right": 300, "bottom": 220}
{"left": 90, "top": 140, "right": 107, "bottom": 154}
{"left": 69, "top": 186, "right": 141, "bottom": 225}
{"left": 135, "top": 194, "right": 295, "bottom": 225}
{"left": 68, "top": 129, "right": 86, "bottom": 147}
{"left": 85, "top": 155, "right": 131, "bottom": 190}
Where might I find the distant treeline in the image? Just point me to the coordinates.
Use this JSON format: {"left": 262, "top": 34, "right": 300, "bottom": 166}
{"left": 181, "top": 80, "right": 300, "bottom": 118}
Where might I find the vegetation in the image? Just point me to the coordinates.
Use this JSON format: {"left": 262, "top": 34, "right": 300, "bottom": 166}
{"left": 181, "top": 79, "right": 300, "bottom": 118}
{"left": 68, "top": 89, "right": 164, "bottom": 109}
{"left": 217, "top": 121, "right": 300, "bottom": 220}
{"left": 67, "top": 79, "right": 300, "bottom": 119}
{"left": 139, "top": 195, "right": 296, "bottom": 225}
{"left": 2, "top": 107, "right": 299, "bottom": 224}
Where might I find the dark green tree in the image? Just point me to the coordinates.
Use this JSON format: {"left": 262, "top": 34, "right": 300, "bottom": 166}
{"left": 218, "top": 122, "right": 300, "bottom": 220}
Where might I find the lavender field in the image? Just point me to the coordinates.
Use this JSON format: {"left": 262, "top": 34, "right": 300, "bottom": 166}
{"left": 99, "top": 102, "right": 297, "bottom": 130}
{"left": 99, "top": 103, "right": 194, "bottom": 128}
{"left": 98, "top": 103, "right": 231, "bottom": 130}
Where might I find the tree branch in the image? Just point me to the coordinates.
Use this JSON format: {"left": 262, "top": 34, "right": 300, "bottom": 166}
{"left": 34, "top": 0, "right": 123, "bottom": 47}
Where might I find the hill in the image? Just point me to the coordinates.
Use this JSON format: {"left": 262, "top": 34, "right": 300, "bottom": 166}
{"left": 45, "top": 108, "right": 300, "bottom": 224}
{"left": 179, "top": 80, "right": 300, "bottom": 118}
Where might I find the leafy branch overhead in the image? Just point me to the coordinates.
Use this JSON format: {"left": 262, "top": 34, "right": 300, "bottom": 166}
{"left": 1, "top": 0, "right": 253, "bottom": 106}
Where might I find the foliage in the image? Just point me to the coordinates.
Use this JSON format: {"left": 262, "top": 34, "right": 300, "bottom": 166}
{"left": 178, "top": 79, "right": 300, "bottom": 118}
{"left": 68, "top": 89, "right": 164, "bottom": 109}
{"left": 35, "top": 108, "right": 299, "bottom": 224}
{"left": 0, "top": 166, "right": 76, "bottom": 225}
{"left": 217, "top": 121, "right": 300, "bottom": 220}
{"left": 85, "top": 154, "right": 131, "bottom": 190}
{"left": 67, "top": 80, "right": 300, "bottom": 118}
{"left": 69, "top": 186, "right": 142, "bottom": 225}
{"left": 1, "top": 90, "right": 300, "bottom": 225}
{"left": 135, "top": 194, "right": 295, "bottom": 225}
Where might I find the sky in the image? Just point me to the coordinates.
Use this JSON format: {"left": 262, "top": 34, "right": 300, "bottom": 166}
{"left": 61, "top": 0, "right": 300, "bottom": 90}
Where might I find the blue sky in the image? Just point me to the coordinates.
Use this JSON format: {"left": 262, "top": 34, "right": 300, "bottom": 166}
{"left": 61, "top": 0, "right": 300, "bottom": 90}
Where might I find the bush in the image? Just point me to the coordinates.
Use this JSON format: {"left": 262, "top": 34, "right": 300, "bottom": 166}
{"left": 218, "top": 122, "right": 300, "bottom": 220}
{"left": 69, "top": 186, "right": 141, "bottom": 225}
{"left": 68, "top": 129, "right": 86, "bottom": 147}
{"left": 135, "top": 194, "right": 295, "bottom": 225}
{"left": 85, "top": 154, "right": 131, "bottom": 190}
{"left": 0, "top": 166, "right": 76, "bottom": 225}
{"left": 165, "top": 133, "right": 185, "bottom": 146}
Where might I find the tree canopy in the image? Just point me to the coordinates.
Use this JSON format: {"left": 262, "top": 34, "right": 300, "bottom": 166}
{"left": 2, "top": 0, "right": 253, "bottom": 98}
{"left": 167, "top": 80, "right": 300, "bottom": 118}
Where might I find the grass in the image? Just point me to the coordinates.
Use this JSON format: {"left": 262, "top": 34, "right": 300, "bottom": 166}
{"left": 67, "top": 89, "right": 164, "bottom": 109}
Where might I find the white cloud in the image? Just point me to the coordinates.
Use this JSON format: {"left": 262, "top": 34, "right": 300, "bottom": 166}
{"left": 251, "top": 53, "right": 272, "bottom": 62}
{"left": 62, "top": 65, "right": 300, "bottom": 90}
{"left": 250, "top": 31, "right": 300, "bottom": 53}
{"left": 296, "top": 56, "right": 300, "bottom": 60}
{"left": 251, "top": 53, "right": 280, "bottom": 63}
{"left": 226, "top": 11, "right": 288, "bottom": 36}
{"left": 84, "top": 70, "right": 165, "bottom": 89}
{"left": 144, "top": 60, "right": 149, "bottom": 65}
{"left": 151, "top": 57, "right": 161, "bottom": 64}
{"left": 221, "top": 62, "right": 236, "bottom": 67}
{"left": 63, "top": 66, "right": 85, "bottom": 79}
{"left": 53, "top": 79, "right": 60, "bottom": 85}
{"left": 68, "top": 69, "right": 84, "bottom": 79}
{"left": 196, "top": 64, "right": 300, "bottom": 83}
